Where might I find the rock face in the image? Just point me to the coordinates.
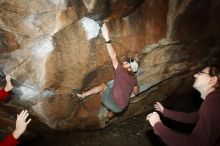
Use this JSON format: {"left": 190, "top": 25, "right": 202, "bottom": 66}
{"left": 0, "top": 0, "right": 220, "bottom": 134}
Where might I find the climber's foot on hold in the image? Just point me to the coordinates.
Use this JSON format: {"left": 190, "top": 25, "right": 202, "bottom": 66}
{"left": 76, "top": 93, "right": 86, "bottom": 100}
{"left": 105, "top": 111, "right": 114, "bottom": 124}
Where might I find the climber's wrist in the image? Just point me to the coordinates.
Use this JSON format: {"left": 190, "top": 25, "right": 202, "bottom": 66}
{"left": 105, "top": 40, "right": 111, "bottom": 44}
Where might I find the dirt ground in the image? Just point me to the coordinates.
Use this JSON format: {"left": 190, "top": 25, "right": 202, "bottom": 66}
{"left": 21, "top": 113, "right": 165, "bottom": 146}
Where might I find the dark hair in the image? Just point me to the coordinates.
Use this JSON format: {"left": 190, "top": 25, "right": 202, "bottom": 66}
{"left": 126, "top": 58, "right": 135, "bottom": 64}
{"left": 209, "top": 65, "right": 220, "bottom": 88}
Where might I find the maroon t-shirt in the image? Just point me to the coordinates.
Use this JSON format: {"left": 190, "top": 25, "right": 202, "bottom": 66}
{"left": 112, "top": 64, "right": 137, "bottom": 109}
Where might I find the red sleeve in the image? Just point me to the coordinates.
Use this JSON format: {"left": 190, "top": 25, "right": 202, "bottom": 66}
{"left": 163, "top": 109, "right": 199, "bottom": 124}
{"left": 0, "top": 134, "right": 19, "bottom": 146}
{"left": 0, "top": 89, "right": 9, "bottom": 101}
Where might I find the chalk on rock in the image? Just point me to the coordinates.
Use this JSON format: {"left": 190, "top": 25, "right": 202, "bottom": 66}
{"left": 42, "top": 90, "right": 54, "bottom": 98}
{"left": 80, "top": 17, "right": 101, "bottom": 40}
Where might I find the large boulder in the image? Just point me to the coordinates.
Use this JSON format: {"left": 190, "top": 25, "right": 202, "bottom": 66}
{"left": 0, "top": 0, "right": 220, "bottom": 135}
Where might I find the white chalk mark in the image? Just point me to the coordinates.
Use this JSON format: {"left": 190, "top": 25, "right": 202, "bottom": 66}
{"left": 19, "top": 86, "right": 39, "bottom": 100}
{"left": 80, "top": 17, "right": 100, "bottom": 40}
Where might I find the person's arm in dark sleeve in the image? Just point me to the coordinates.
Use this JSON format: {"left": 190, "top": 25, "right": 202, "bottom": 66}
{"left": 0, "top": 134, "right": 19, "bottom": 146}
{"left": 155, "top": 102, "right": 198, "bottom": 124}
{"left": 147, "top": 112, "right": 200, "bottom": 146}
{"left": 154, "top": 96, "right": 220, "bottom": 146}
{"left": 163, "top": 109, "right": 199, "bottom": 124}
{"left": 153, "top": 122, "right": 199, "bottom": 146}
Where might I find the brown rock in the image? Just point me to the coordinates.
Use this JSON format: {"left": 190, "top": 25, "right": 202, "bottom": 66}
{"left": 0, "top": 0, "right": 220, "bottom": 133}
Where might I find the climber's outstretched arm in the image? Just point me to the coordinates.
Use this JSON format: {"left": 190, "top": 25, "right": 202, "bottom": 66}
{"left": 101, "top": 23, "right": 119, "bottom": 70}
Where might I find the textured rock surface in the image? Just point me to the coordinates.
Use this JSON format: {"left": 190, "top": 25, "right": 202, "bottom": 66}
{"left": 0, "top": 0, "right": 220, "bottom": 135}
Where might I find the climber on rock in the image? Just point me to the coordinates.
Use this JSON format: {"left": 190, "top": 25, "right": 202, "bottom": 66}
{"left": 0, "top": 74, "right": 13, "bottom": 101}
{"left": 77, "top": 23, "right": 139, "bottom": 123}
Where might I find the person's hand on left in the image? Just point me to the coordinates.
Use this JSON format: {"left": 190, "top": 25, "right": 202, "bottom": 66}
{"left": 13, "top": 110, "right": 31, "bottom": 139}
{"left": 4, "top": 74, "right": 13, "bottom": 92}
